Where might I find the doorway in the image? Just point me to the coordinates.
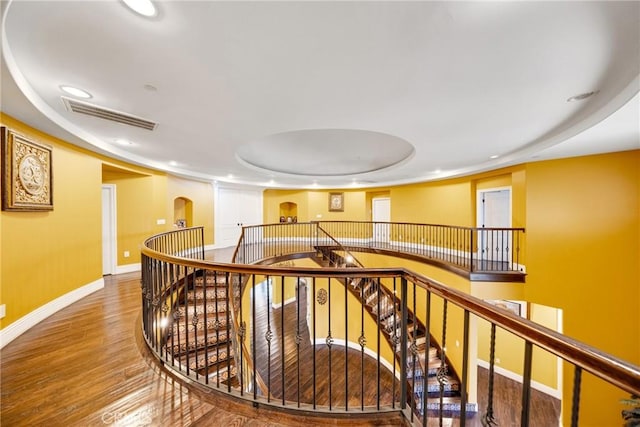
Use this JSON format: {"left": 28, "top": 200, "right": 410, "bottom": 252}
{"left": 101, "top": 184, "right": 116, "bottom": 275}
{"left": 372, "top": 197, "right": 390, "bottom": 243}
{"left": 476, "top": 187, "right": 511, "bottom": 265}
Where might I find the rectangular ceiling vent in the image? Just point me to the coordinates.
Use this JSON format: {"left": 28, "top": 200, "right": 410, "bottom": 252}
{"left": 62, "top": 97, "right": 157, "bottom": 131}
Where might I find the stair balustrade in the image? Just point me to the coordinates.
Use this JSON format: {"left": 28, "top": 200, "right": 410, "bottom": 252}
{"left": 141, "top": 225, "right": 639, "bottom": 426}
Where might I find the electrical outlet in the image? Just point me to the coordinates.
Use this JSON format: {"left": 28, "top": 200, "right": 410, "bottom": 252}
{"left": 495, "top": 357, "right": 501, "bottom": 364}
{"left": 455, "top": 340, "right": 460, "bottom": 347}
{"left": 124, "top": 251, "right": 130, "bottom": 258}
{"left": 156, "top": 218, "right": 166, "bottom": 225}
{"left": 0, "top": 304, "right": 5, "bottom": 319}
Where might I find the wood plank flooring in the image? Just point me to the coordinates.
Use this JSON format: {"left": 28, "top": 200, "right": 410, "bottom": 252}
{"left": 1, "top": 248, "right": 559, "bottom": 426}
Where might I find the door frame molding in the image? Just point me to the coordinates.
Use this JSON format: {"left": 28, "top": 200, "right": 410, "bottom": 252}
{"left": 101, "top": 184, "right": 117, "bottom": 275}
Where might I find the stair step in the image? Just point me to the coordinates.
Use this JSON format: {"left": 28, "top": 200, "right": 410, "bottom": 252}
{"left": 172, "top": 316, "right": 229, "bottom": 335}
{"left": 186, "top": 288, "right": 228, "bottom": 302}
{"left": 179, "top": 347, "right": 234, "bottom": 371}
{"left": 411, "top": 377, "right": 461, "bottom": 396}
{"left": 175, "top": 301, "right": 228, "bottom": 318}
{"left": 166, "top": 329, "right": 230, "bottom": 355}
{"left": 194, "top": 275, "right": 229, "bottom": 287}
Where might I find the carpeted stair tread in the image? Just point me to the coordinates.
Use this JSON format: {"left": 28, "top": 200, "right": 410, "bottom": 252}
{"left": 176, "top": 301, "right": 229, "bottom": 317}
{"left": 186, "top": 288, "right": 228, "bottom": 302}
{"left": 171, "top": 316, "right": 229, "bottom": 335}
{"left": 179, "top": 347, "right": 234, "bottom": 371}
{"left": 166, "top": 329, "right": 231, "bottom": 354}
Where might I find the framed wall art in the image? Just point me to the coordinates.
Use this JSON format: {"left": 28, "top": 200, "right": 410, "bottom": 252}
{"left": 1, "top": 127, "right": 53, "bottom": 211}
{"left": 329, "top": 192, "right": 344, "bottom": 212}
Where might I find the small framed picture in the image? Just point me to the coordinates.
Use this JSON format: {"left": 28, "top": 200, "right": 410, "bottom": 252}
{"left": 1, "top": 127, "right": 53, "bottom": 211}
{"left": 329, "top": 192, "right": 344, "bottom": 212}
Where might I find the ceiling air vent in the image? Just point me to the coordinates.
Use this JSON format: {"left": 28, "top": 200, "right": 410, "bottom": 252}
{"left": 62, "top": 96, "right": 157, "bottom": 131}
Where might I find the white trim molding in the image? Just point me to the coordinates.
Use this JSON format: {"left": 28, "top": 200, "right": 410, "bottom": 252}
{"left": 477, "top": 359, "right": 562, "bottom": 399}
{"left": 116, "top": 263, "right": 141, "bottom": 274}
{"left": 0, "top": 277, "right": 105, "bottom": 349}
{"left": 271, "top": 296, "right": 297, "bottom": 309}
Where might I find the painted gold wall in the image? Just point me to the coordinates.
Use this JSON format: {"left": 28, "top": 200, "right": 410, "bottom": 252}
{"left": 167, "top": 175, "right": 215, "bottom": 245}
{"left": 524, "top": 151, "right": 639, "bottom": 426}
{"left": 391, "top": 180, "right": 473, "bottom": 226}
{"left": 1, "top": 115, "right": 216, "bottom": 331}
{"left": 1, "top": 114, "right": 102, "bottom": 327}
{"left": 102, "top": 168, "right": 158, "bottom": 266}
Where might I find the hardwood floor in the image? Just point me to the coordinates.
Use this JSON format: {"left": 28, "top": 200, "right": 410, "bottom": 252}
{"left": 1, "top": 250, "right": 560, "bottom": 426}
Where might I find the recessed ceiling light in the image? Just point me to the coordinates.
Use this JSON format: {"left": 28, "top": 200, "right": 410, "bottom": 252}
{"left": 122, "top": 0, "right": 157, "bottom": 17}
{"left": 115, "top": 138, "right": 133, "bottom": 146}
{"left": 227, "top": 174, "right": 234, "bottom": 179}
{"left": 567, "top": 90, "right": 599, "bottom": 102}
{"left": 169, "top": 161, "right": 178, "bottom": 166}
{"left": 60, "top": 85, "right": 91, "bottom": 99}
{"left": 490, "top": 155, "right": 499, "bottom": 159}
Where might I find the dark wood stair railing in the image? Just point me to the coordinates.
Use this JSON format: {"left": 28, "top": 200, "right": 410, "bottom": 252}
{"left": 142, "top": 225, "right": 640, "bottom": 427}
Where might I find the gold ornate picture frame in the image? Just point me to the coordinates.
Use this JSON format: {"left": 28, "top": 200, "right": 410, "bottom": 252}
{"left": 328, "top": 192, "right": 344, "bottom": 212}
{"left": 1, "top": 127, "right": 53, "bottom": 211}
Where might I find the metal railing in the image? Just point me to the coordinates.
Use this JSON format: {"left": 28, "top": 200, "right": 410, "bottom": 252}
{"left": 234, "top": 221, "right": 525, "bottom": 279}
{"left": 141, "top": 225, "right": 639, "bottom": 426}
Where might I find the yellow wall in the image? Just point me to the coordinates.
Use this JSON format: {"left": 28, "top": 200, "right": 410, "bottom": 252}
{"left": 0, "top": 114, "right": 216, "bottom": 330}
{"left": 167, "top": 175, "right": 214, "bottom": 245}
{"left": 524, "top": 151, "right": 639, "bottom": 426}
{"left": 1, "top": 115, "right": 102, "bottom": 327}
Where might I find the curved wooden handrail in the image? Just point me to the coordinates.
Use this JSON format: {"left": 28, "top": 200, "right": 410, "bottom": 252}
{"left": 142, "top": 224, "right": 639, "bottom": 419}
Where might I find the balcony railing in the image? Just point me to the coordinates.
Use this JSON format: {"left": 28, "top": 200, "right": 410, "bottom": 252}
{"left": 141, "top": 225, "right": 639, "bottom": 426}
{"left": 234, "top": 221, "right": 525, "bottom": 281}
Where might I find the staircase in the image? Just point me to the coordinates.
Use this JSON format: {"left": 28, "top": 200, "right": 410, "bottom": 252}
{"left": 164, "top": 271, "right": 238, "bottom": 385}
{"left": 315, "top": 246, "right": 475, "bottom": 418}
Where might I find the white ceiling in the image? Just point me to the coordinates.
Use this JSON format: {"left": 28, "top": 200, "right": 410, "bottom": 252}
{"left": 1, "top": 0, "right": 638, "bottom": 189}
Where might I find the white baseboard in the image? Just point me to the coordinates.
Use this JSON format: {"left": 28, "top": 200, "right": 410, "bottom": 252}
{"left": 116, "top": 263, "right": 141, "bottom": 274}
{"left": 0, "top": 277, "right": 104, "bottom": 349}
{"left": 271, "top": 296, "right": 296, "bottom": 309}
{"left": 477, "top": 359, "right": 561, "bottom": 399}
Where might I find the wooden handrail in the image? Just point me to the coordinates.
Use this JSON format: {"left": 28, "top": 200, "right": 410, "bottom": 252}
{"left": 142, "top": 224, "right": 639, "bottom": 420}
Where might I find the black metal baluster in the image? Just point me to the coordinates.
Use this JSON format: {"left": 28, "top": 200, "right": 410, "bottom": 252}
{"left": 460, "top": 310, "right": 470, "bottom": 426}
{"left": 483, "top": 324, "right": 498, "bottom": 426}
{"left": 281, "top": 274, "right": 285, "bottom": 406}
{"left": 238, "top": 273, "right": 244, "bottom": 395}
{"left": 328, "top": 278, "right": 333, "bottom": 410}
{"left": 203, "top": 269, "right": 209, "bottom": 384}
{"left": 521, "top": 341, "right": 533, "bottom": 427}
{"left": 438, "top": 300, "right": 448, "bottom": 427}
{"left": 251, "top": 275, "right": 257, "bottom": 400}
{"left": 410, "top": 281, "right": 417, "bottom": 422}
{"left": 266, "top": 275, "right": 272, "bottom": 402}
{"left": 345, "top": 274, "right": 349, "bottom": 411}
{"left": 400, "top": 277, "right": 408, "bottom": 410}
{"left": 392, "top": 278, "right": 397, "bottom": 409}
{"left": 377, "top": 278, "right": 382, "bottom": 411}
{"left": 226, "top": 272, "right": 232, "bottom": 393}
{"left": 422, "top": 291, "right": 431, "bottom": 427}
{"left": 360, "top": 278, "right": 365, "bottom": 411}
{"left": 571, "top": 366, "right": 582, "bottom": 427}
{"left": 296, "top": 276, "right": 301, "bottom": 408}
{"left": 312, "top": 277, "right": 317, "bottom": 409}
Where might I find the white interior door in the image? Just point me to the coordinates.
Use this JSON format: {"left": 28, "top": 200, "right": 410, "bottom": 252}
{"left": 101, "top": 184, "right": 116, "bottom": 275}
{"left": 216, "top": 186, "right": 263, "bottom": 248}
{"left": 372, "top": 197, "right": 391, "bottom": 243}
{"left": 477, "top": 188, "right": 511, "bottom": 264}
